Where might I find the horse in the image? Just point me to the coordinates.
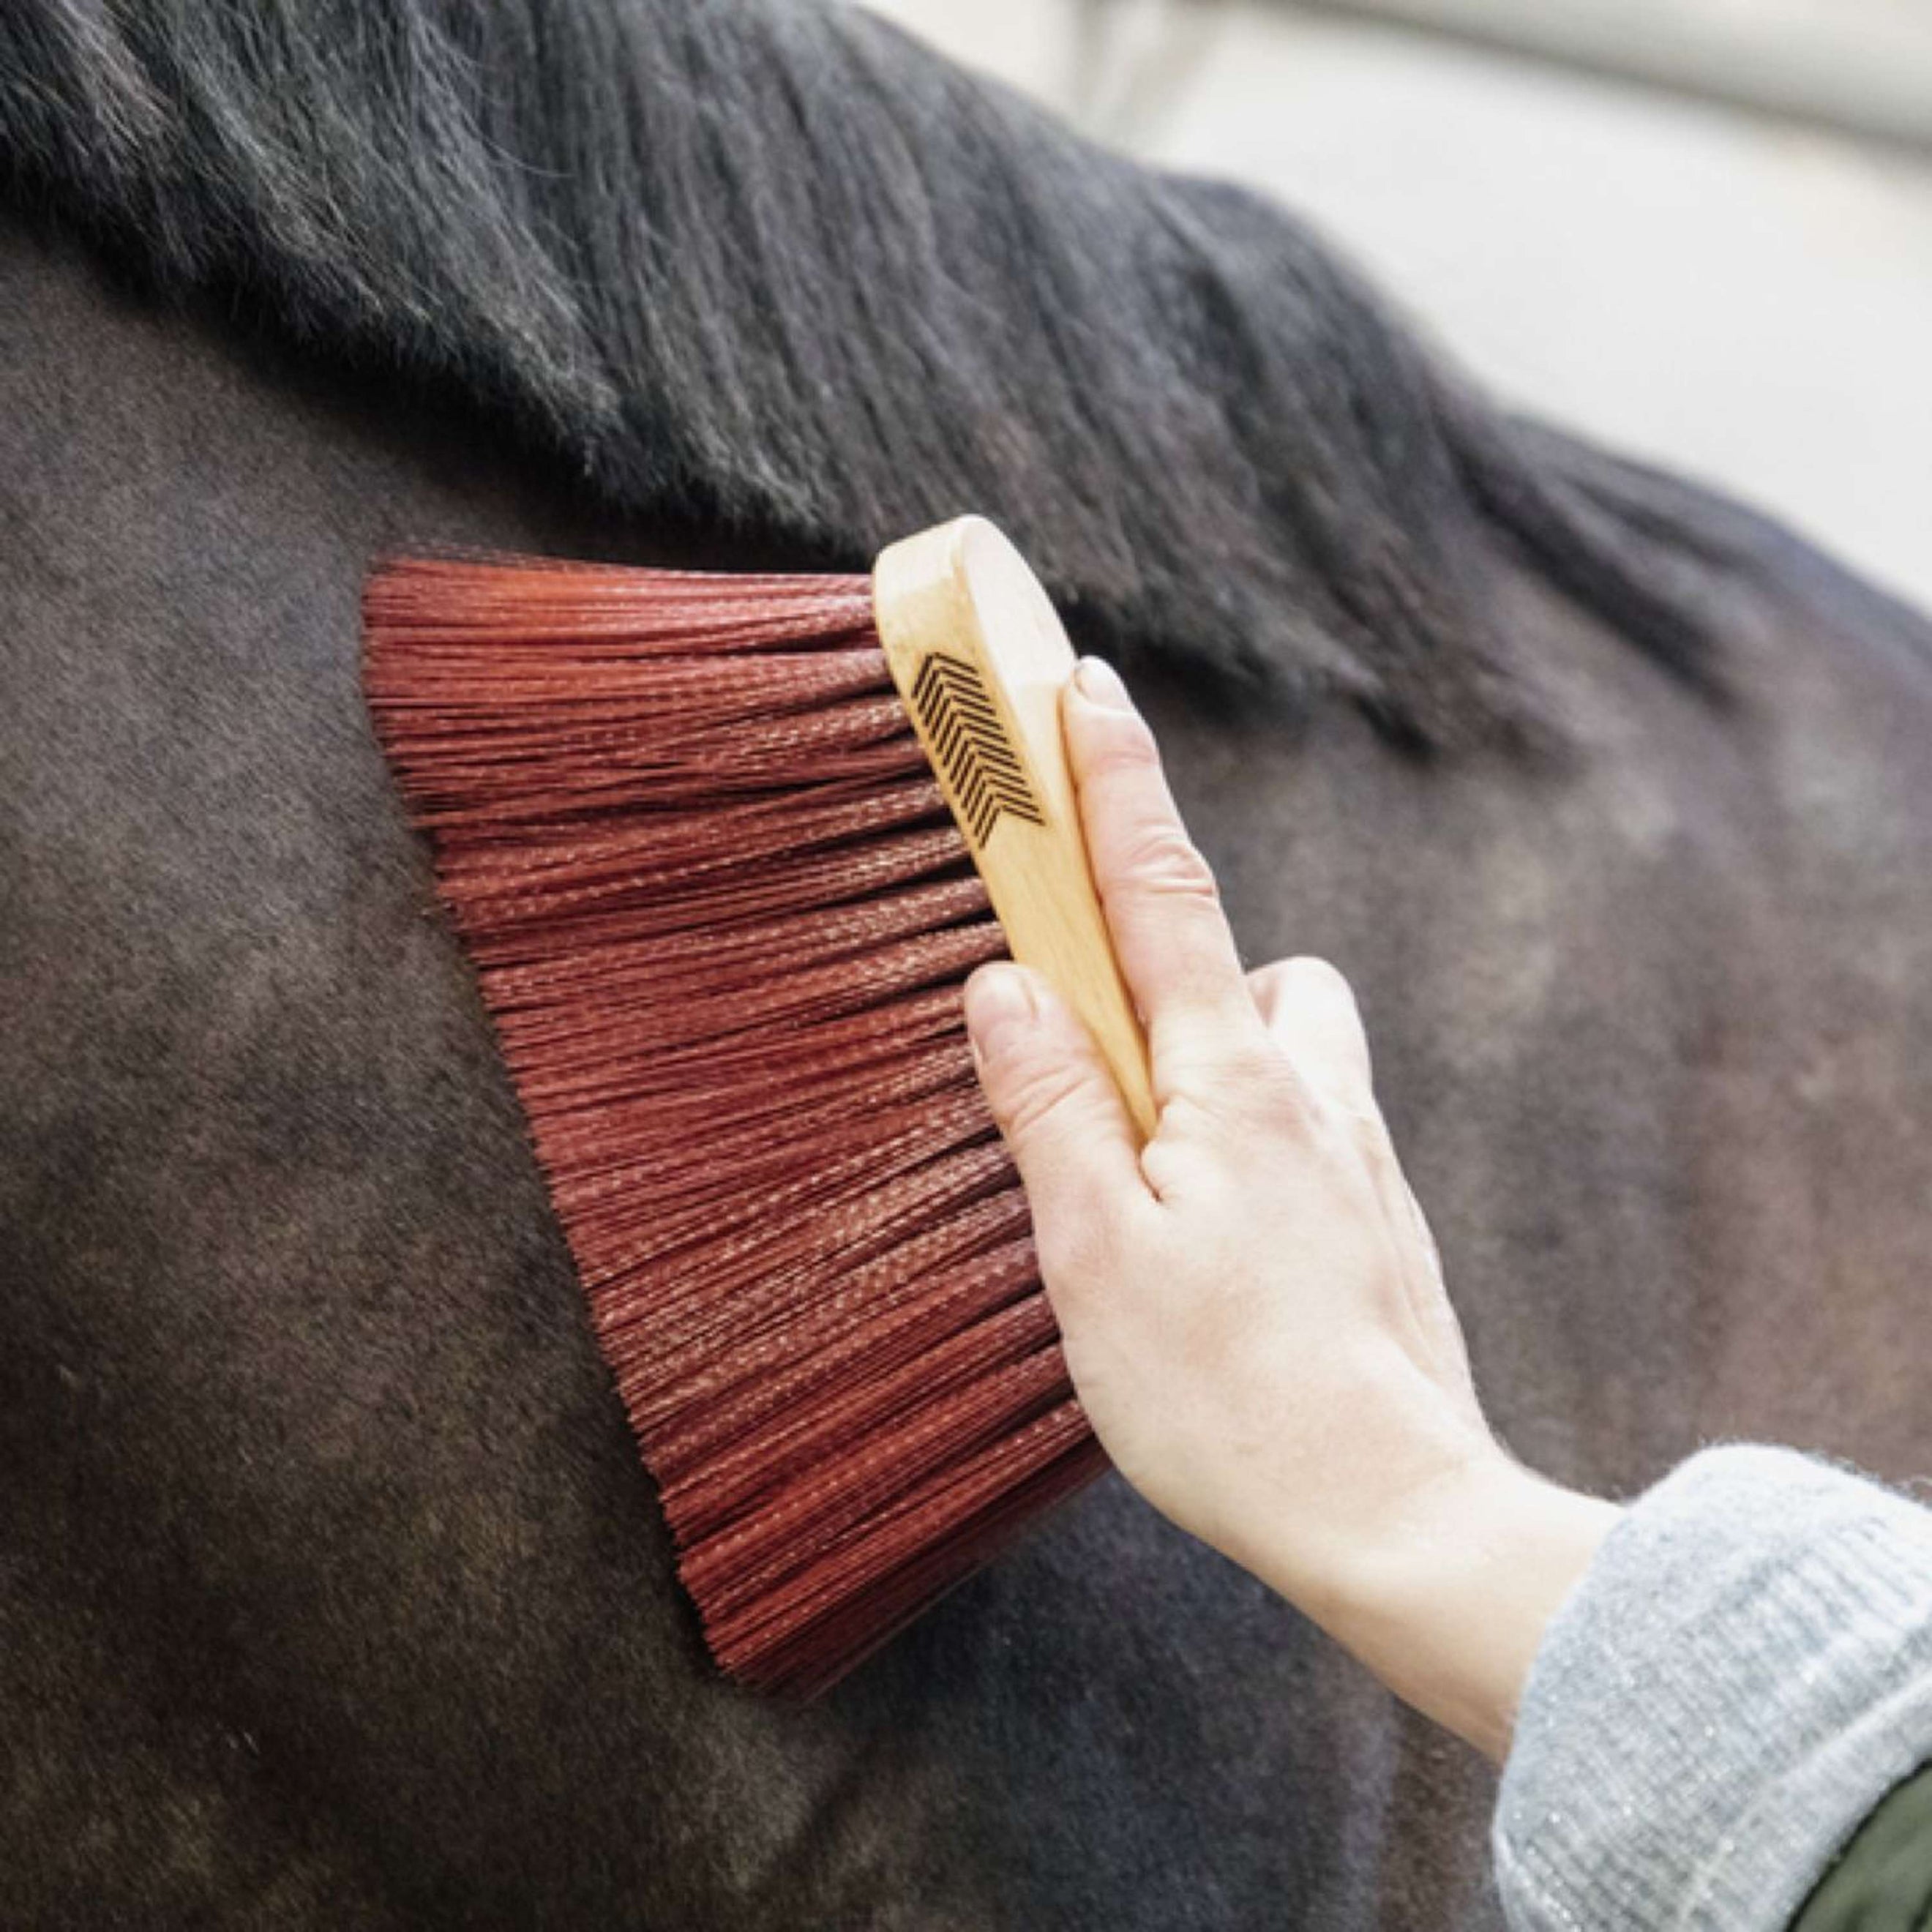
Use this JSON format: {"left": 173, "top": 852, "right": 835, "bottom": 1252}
{"left": 4, "top": 3, "right": 1929, "bottom": 1925}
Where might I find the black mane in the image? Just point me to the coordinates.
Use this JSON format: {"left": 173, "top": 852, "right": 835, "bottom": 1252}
{"left": 0, "top": 0, "right": 1742, "bottom": 742}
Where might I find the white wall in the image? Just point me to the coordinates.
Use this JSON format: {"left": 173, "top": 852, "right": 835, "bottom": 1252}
{"left": 864, "top": 0, "right": 1932, "bottom": 615}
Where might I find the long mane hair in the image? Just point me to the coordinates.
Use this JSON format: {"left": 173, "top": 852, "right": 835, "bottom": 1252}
{"left": 0, "top": 0, "right": 1755, "bottom": 745}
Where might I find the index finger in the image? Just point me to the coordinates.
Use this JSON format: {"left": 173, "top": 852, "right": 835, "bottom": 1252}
{"left": 1061, "top": 656, "right": 1268, "bottom": 1095}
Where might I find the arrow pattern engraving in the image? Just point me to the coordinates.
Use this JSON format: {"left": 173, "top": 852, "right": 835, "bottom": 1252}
{"left": 907, "top": 651, "right": 1046, "bottom": 849}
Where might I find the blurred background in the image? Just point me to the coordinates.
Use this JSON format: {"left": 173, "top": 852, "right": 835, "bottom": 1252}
{"left": 861, "top": 0, "right": 1932, "bottom": 613}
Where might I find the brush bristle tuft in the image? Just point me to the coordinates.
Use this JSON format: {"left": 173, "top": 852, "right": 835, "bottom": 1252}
{"left": 363, "top": 555, "right": 1104, "bottom": 1694}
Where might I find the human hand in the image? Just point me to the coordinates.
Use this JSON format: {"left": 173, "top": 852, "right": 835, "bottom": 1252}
{"left": 962, "top": 656, "right": 1620, "bottom": 1759}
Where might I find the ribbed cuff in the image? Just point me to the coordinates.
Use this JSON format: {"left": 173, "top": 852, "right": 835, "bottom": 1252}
{"left": 1494, "top": 1445, "right": 1932, "bottom": 1931}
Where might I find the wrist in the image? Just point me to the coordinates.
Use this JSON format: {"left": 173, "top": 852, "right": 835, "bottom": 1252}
{"left": 1288, "top": 1450, "right": 1622, "bottom": 1761}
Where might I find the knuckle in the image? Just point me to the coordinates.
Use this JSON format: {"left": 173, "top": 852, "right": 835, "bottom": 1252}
{"left": 1242, "top": 1057, "right": 1324, "bottom": 1138}
{"left": 1118, "top": 825, "right": 1221, "bottom": 905}
{"left": 995, "top": 1052, "right": 1102, "bottom": 1149}
{"left": 1215, "top": 1034, "right": 1293, "bottom": 1095}
{"left": 1171, "top": 1040, "right": 1315, "bottom": 1139}
{"left": 1145, "top": 1088, "right": 1226, "bottom": 1151}
{"left": 1270, "top": 956, "right": 1375, "bottom": 1090}
{"left": 1280, "top": 954, "right": 1357, "bottom": 1011}
{"left": 1288, "top": 1079, "right": 1394, "bottom": 1184}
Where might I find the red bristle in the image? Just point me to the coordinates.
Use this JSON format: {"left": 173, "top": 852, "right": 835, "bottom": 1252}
{"left": 362, "top": 554, "right": 1103, "bottom": 1694}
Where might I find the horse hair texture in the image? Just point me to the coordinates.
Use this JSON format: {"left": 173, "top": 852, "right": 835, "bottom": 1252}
{"left": 0, "top": 0, "right": 1747, "bottom": 744}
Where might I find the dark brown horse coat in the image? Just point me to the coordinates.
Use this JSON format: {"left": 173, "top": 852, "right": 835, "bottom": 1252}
{"left": 4, "top": 4, "right": 1931, "bottom": 1926}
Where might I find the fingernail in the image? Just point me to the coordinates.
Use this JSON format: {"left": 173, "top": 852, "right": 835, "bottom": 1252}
{"left": 1074, "top": 656, "right": 1132, "bottom": 710}
{"left": 964, "top": 965, "right": 1039, "bottom": 1064}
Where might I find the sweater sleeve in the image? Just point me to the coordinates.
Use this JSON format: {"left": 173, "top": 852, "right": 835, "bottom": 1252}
{"left": 1492, "top": 1445, "right": 1932, "bottom": 1932}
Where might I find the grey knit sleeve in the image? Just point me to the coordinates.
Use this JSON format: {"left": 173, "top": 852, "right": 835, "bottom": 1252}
{"left": 1493, "top": 1445, "right": 1932, "bottom": 1931}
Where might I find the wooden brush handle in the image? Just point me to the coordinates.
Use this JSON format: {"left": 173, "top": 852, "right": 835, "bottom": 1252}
{"left": 873, "top": 517, "right": 1158, "bottom": 1142}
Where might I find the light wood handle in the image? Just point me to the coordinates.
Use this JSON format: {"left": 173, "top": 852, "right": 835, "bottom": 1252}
{"left": 872, "top": 517, "right": 1158, "bottom": 1142}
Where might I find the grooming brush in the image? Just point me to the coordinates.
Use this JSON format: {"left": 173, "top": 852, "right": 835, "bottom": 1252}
{"left": 364, "top": 517, "right": 1153, "bottom": 1693}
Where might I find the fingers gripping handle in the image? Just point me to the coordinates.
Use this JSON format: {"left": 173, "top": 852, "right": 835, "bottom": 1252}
{"left": 873, "top": 518, "right": 1159, "bottom": 1142}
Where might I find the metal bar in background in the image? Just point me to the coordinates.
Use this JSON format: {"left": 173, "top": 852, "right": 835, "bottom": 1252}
{"left": 1279, "top": 0, "right": 1932, "bottom": 157}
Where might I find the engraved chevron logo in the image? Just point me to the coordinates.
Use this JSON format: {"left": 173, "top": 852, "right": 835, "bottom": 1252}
{"left": 907, "top": 651, "right": 1046, "bottom": 849}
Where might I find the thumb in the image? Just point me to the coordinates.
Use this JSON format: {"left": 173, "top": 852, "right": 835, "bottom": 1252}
{"left": 964, "top": 965, "right": 1147, "bottom": 1232}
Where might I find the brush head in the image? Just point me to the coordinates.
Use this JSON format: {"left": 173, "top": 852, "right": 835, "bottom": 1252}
{"left": 363, "top": 538, "right": 1109, "bottom": 1695}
